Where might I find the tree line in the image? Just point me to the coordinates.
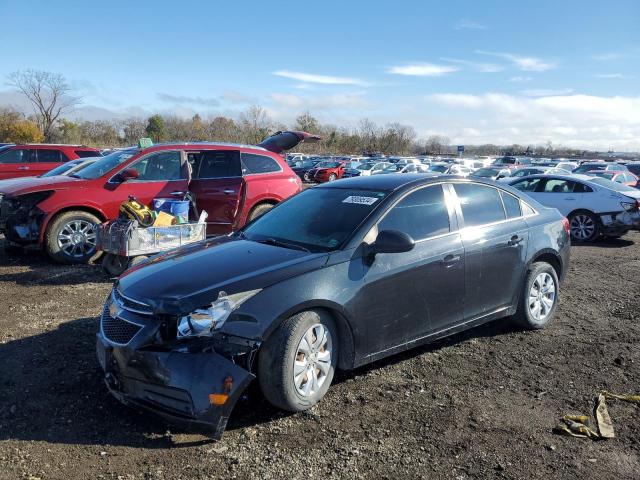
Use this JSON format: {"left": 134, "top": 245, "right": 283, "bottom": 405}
{"left": 0, "top": 69, "right": 586, "bottom": 157}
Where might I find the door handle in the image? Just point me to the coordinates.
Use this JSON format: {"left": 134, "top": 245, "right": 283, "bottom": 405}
{"left": 170, "top": 191, "right": 186, "bottom": 196}
{"left": 508, "top": 235, "right": 523, "bottom": 246}
{"left": 18, "top": 166, "right": 29, "bottom": 170}
{"left": 442, "top": 254, "right": 461, "bottom": 267}
{"left": 564, "top": 197, "right": 576, "bottom": 201}
{"left": 223, "top": 189, "right": 236, "bottom": 195}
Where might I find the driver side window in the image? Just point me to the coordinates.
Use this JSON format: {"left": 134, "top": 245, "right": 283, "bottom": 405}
{"left": 129, "top": 151, "right": 185, "bottom": 181}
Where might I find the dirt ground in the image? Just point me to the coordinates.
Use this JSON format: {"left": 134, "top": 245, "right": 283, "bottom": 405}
{"left": 0, "top": 233, "right": 638, "bottom": 480}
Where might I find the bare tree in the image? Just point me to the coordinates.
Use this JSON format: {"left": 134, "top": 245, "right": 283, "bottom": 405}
{"left": 7, "top": 69, "right": 81, "bottom": 141}
{"left": 239, "top": 105, "right": 272, "bottom": 144}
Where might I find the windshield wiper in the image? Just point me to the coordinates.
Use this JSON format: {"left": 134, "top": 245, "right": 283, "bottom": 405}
{"left": 257, "top": 237, "right": 310, "bottom": 252}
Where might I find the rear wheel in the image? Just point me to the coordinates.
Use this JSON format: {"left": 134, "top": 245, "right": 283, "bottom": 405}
{"left": 568, "top": 211, "right": 599, "bottom": 242}
{"left": 45, "top": 211, "right": 101, "bottom": 264}
{"left": 248, "top": 203, "right": 273, "bottom": 222}
{"left": 512, "top": 262, "right": 559, "bottom": 329}
{"left": 258, "top": 310, "right": 338, "bottom": 411}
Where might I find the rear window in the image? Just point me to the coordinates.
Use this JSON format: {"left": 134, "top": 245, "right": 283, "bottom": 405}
{"left": 75, "top": 150, "right": 99, "bottom": 158}
{"left": 454, "top": 183, "right": 506, "bottom": 226}
{"left": 626, "top": 164, "right": 640, "bottom": 176}
{"left": 37, "top": 149, "right": 67, "bottom": 163}
{"left": 589, "top": 177, "right": 637, "bottom": 192}
{"left": 241, "top": 153, "right": 281, "bottom": 174}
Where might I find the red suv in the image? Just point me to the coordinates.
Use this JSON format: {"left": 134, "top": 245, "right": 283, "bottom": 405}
{"left": 0, "top": 144, "right": 101, "bottom": 180}
{"left": 308, "top": 159, "right": 349, "bottom": 183}
{"left": 0, "top": 132, "right": 317, "bottom": 264}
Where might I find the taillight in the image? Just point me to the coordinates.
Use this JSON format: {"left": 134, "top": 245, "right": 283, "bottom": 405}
{"left": 562, "top": 217, "right": 570, "bottom": 235}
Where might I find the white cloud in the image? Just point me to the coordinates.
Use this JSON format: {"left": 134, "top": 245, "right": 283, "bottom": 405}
{"left": 387, "top": 63, "right": 459, "bottom": 76}
{"left": 423, "top": 92, "right": 640, "bottom": 149}
{"left": 269, "top": 92, "right": 373, "bottom": 111}
{"left": 595, "top": 73, "right": 626, "bottom": 79}
{"left": 454, "top": 19, "right": 486, "bottom": 30}
{"left": 441, "top": 58, "right": 503, "bottom": 73}
{"left": 508, "top": 76, "right": 533, "bottom": 82}
{"left": 476, "top": 50, "right": 556, "bottom": 71}
{"left": 592, "top": 53, "right": 623, "bottom": 61}
{"left": 272, "top": 70, "right": 368, "bottom": 86}
{"left": 520, "top": 88, "right": 574, "bottom": 97}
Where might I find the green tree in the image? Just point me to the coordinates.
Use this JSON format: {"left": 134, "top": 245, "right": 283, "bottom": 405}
{"left": 145, "top": 114, "right": 166, "bottom": 142}
{"left": 1, "top": 119, "right": 44, "bottom": 143}
{"left": 294, "top": 111, "right": 319, "bottom": 133}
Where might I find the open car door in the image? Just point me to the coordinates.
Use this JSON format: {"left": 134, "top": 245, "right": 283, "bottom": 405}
{"left": 257, "top": 131, "right": 322, "bottom": 154}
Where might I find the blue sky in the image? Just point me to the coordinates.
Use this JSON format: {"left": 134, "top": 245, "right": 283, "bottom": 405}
{"left": 0, "top": 0, "right": 638, "bottom": 149}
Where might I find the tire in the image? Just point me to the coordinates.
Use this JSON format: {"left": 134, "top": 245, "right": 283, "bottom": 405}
{"left": 45, "top": 211, "right": 101, "bottom": 264}
{"left": 258, "top": 310, "right": 338, "bottom": 412}
{"left": 568, "top": 210, "right": 600, "bottom": 242}
{"left": 512, "top": 262, "right": 560, "bottom": 330}
{"left": 101, "top": 253, "right": 129, "bottom": 277}
{"left": 328, "top": 173, "right": 337, "bottom": 182}
{"left": 248, "top": 203, "right": 273, "bottom": 222}
{"left": 303, "top": 172, "right": 310, "bottom": 182}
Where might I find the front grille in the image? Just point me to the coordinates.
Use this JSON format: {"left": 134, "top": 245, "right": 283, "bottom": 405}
{"left": 101, "top": 303, "right": 143, "bottom": 345}
{"left": 113, "top": 287, "right": 153, "bottom": 315}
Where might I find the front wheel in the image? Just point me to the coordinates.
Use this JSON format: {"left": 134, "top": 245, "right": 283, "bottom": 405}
{"left": 568, "top": 211, "right": 600, "bottom": 242}
{"left": 512, "top": 262, "right": 559, "bottom": 329}
{"left": 45, "top": 211, "right": 101, "bottom": 264}
{"left": 328, "top": 173, "right": 337, "bottom": 181}
{"left": 248, "top": 203, "right": 274, "bottom": 222}
{"left": 258, "top": 310, "right": 338, "bottom": 411}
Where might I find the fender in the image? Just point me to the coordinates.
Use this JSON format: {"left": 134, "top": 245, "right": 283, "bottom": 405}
{"left": 38, "top": 202, "right": 108, "bottom": 244}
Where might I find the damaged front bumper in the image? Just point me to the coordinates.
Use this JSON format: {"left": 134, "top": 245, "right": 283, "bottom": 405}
{"left": 599, "top": 210, "right": 640, "bottom": 236}
{"left": 96, "top": 301, "right": 257, "bottom": 439}
{"left": 0, "top": 196, "right": 46, "bottom": 244}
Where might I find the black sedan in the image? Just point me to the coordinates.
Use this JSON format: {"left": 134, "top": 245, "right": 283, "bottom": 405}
{"left": 96, "top": 175, "right": 570, "bottom": 438}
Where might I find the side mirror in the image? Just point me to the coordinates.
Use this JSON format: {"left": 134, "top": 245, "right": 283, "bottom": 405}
{"left": 370, "top": 230, "right": 415, "bottom": 255}
{"left": 116, "top": 168, "right": 139, "bottom": 182}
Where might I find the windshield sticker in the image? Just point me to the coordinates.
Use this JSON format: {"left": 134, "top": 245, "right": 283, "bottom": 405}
{"left": 342, "top": 195, "right": 379, "bottom": 206}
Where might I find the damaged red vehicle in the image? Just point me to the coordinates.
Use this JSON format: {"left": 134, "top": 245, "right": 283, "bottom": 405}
{"left": 0, "top": 132, "right": 319, "bottom": 264}
{"left": 307, "top": 159, "right": 349, "bottom": 183}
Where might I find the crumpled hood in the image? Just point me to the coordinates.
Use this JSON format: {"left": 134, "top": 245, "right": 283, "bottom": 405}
{"left": 117, "top": 235, "right": 328, "bottom": 315}
{"left": 0, "top": 175, "right": 83, "bottom": 196}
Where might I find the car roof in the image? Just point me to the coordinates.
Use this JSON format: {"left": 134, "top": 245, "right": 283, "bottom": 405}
{"left": 317, "top": 174, "right": 496, "bottom": 192}
{"left": 512, "top": 173, "right": 593, "bottom": 181}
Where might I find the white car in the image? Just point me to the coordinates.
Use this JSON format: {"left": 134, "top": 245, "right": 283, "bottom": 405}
{"left": 509, "top": 173, "right": 640, "bottom": 241}
{"left": 555, "top": 161, "right": 578, "bottom": 172}
{"left": 357, "top": 161, "right": 392, "bottom": 176}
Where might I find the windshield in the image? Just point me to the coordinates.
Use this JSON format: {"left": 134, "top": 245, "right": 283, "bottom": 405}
{"left": 473, "top": 168, "right": 500, "bottom": 177}
{"left": 493, "top": 157, "right": 516, "bottom": 165}
{"left": 428, "top": 165, "right": 448, "bottom": 173}
{"left": 315, "top": 161, "right": 341, "bottom": 168}
{"left": 73, "top": 148, "right": 138, "bottom": 179}
{"left": 41, "top": 160, "right": 83, "bottom": 177}
{"left": 358, "top": 163, "right": 374, "bottom": 170}
{"left": 591, "top": 171, "right": 615, "bottom": 180}
{"left": 573, "top": 164, "right": 604, "bottom": 173}
{"left": 589, "top": 177, "right": 636, "bottom": 192}
{"left": 242, "top": 188, "right": 388, "bottom": 251}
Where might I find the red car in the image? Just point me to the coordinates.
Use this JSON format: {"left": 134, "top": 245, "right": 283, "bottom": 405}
{"left": 587, "top": 170, "right": 639, "bottom": 188}
{"left": 0, "top": 132, "right": 318, "bottom": 264}
{"left": 308, "top": 159, "right": 349, "bottom": 183}
{"left": 0, "top": 144, "right": 101, "bottom": 180}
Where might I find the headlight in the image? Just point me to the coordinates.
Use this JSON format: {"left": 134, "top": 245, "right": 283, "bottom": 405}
{"left": 11, "top": 191, "right": 54, "bottom": 212}
{"left": 177, "top": 289, "right": 261, "bottom": 338}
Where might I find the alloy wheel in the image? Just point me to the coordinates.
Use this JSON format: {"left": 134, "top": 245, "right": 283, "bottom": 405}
{"left": 57, "top": 219, "right": 97, "bottom": 258}
{"left": 570, "top": 214, "right": 595, "bottom": 241}
{"left": 528, "top": 272, "right": 556, "bottom": 321}
{"left": 293, "top": 323, "right": 332, "bottom": 398}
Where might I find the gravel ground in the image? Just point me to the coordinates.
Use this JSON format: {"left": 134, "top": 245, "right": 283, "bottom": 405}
{"left": 0, "top": 233, "right": 638, "bottom": 480}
